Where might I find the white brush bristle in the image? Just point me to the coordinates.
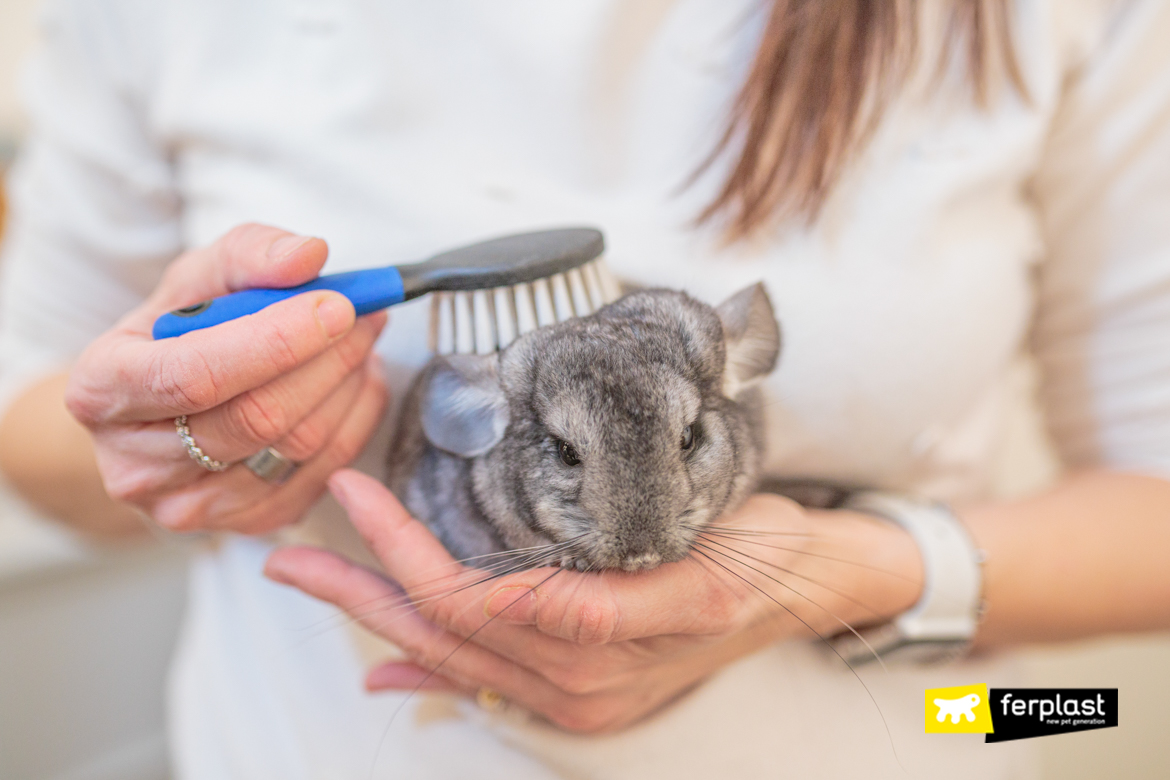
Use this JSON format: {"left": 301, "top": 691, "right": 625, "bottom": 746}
{"left": 454, "top": 291, "right": 475, "bottom": 354}
{"left": 429, "top": 258, "right": 622, "bottom": 355}
{"left": 532, "top": 277, "right": 556, "bottom": 328}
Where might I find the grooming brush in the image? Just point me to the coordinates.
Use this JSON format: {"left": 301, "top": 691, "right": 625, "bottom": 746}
{"left": 151, "top": 227, "right": 622, "bottom": 345}
{"left": 429, "top": 235, "right": 622, "bottom": 356}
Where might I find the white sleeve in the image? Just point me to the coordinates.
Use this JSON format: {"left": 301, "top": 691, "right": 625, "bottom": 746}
{"left": 1030, "top": 0, "right": 1170, "bottom": 481}
{"left": 0, "top": 0, "right": 180, "bottom": 413}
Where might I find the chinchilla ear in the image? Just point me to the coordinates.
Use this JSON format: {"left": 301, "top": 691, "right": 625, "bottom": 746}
{"left": 420, "top": 354, "right": 508, "bottom": 458}
{"left": 715, "top": 282, "right": 781, "bottom": 397}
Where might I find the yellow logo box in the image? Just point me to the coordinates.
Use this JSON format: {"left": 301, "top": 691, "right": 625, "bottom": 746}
{"left": 925, "top": 684, "right": 994, "bottom": 734}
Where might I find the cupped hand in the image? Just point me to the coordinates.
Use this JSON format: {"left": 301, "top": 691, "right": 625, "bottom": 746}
{"left": 264, "top": 470, "right": 922, "bottom": 734}
{"left": 65, "top": 224, "right": 389, "bottom": 534}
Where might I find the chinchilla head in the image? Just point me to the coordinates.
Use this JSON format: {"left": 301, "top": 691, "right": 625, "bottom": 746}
{"left": 419, "top": 283, "right": 781, "bottom": 572}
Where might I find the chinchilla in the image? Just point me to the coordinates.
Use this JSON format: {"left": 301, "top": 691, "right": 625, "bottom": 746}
{"left": 385, "top": 283, "right": 781, "bottom": 572}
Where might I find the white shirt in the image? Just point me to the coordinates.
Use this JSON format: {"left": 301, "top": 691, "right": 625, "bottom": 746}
{"left": 2, "top": 0, "right": 1169, "bottom": 777}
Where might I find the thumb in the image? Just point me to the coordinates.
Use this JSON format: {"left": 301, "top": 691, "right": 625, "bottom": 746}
{"left": 149, "top": 223, "right": 330, "bottom": 313}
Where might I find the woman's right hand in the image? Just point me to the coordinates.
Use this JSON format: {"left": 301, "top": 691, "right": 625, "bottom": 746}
{"left": 64, "top": 224, "right": 389, "bottom": 534}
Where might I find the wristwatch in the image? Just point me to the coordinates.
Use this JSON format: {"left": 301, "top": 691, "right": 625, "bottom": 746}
{"left": 828, "top": 490, "right": 985, "bottom": 665}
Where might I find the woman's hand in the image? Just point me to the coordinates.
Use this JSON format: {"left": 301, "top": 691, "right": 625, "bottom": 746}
{"left": 63, "top": 224, "right": 388, "bottom": 534}
{"left": 264, "top": 470, "right": 923, "bottom": 733}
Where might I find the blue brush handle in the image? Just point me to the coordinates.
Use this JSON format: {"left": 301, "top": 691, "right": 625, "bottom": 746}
{"left": 152, "top": 267, "right": 405, "bottom": 339}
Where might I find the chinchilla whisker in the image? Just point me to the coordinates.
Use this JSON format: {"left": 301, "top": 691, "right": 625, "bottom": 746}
{"left": 359, "top": 553, "right": 566, "bottom": 635}
{"left": 367, "top": 572, "right": 524, "bottom": 657}
{"left": 450, "top": 536, "right": 586, "bottom": 567}
{"left": 686, "top": 525, "right": 917, "bottom": 583}
{"left": 683, "top": 523, "right": 817, "bottom": 538}
{"left": 294, "top": 561, "right": 514, "bottom": 634}
{"left": 359, "top": 537, "right": 590, "bottom": 637}
{"left": 352, "top": 535, "right": 587, "bottom": 615}
{"left": 396, "top": 535, "right": 587, "bottom": 595}
{"left": 690, "top": 540, "right": 888, "bottom": 673}
{"left": 281, "top": 537, "right": 567, "bottom": 661}
{"left": 291, "top": 542, "right": 581, "bottom": 650}
{"left": 694, "top": 534, "right": 886, "bottom": 623}
{"left": 687, "top": 547, "right": 904, "bottom": 772}
{"left": 369, "top": 567, "right": 566, "bottom": 780}
{"left": 354, "top": 534, "right": 587, "bottom": 608}
{"left": 372, "top": 562, "right": 553, "bottom": 622}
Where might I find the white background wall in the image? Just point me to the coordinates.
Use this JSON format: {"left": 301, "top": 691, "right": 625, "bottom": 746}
{"left": 1, "top": 2, "right": 1168, "bottom": 778}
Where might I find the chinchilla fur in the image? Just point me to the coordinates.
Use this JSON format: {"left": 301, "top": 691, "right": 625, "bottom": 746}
{"left": 385, "top": 283, "right": 781, "bottom": 572}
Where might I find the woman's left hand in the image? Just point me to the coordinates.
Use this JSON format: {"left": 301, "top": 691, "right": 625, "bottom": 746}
{"left": 264, "top": 469, "right": 923, "bottom": 733}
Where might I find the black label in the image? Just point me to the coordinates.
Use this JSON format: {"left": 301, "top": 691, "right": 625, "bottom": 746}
{"left": 986, "top": 688, "right": 1118, "bottom": 743}
{"left": 172, "top": 301, "right": 212, "bottom": 316}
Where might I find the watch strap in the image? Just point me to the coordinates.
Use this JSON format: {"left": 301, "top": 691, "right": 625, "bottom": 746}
{"left": 830, "top": 491, "right": 983, "bottom": 665}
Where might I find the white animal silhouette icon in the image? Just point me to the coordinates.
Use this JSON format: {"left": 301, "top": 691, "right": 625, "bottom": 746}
{"left": 934, "top": 693, "right": 981, "bottom": 724}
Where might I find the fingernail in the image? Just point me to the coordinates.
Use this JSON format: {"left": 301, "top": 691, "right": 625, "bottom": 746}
{"left": 485, "top": 586, "right": 537, "bottom": 622}
{"left": 263, "top": 562, "right": 292, "bottom": 586}
{"left": 268, "top": 234, "right": 313, "bottom": 260}
{"left": 365, "top": 664, "right": 397, "bottom": 691}
{"left": 316, "top": 295, "right": 354, "bottom": 339}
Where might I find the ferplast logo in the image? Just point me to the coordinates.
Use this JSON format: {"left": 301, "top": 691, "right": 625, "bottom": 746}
{"left": 924, "top": 684, "right": 994, "bottom": 734}
{"left": 984, "top": 689, "right": 1118, "bottom": 743}
{"left": 925, "top": 686, "right": 1118, "bottom": 742}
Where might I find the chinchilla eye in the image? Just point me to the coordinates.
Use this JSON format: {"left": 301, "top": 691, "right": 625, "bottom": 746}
{"left": 557, "top": 439, "right": 581, "bottom": 467}
{"left": 680, "top": 424, "right": 694, "bottom": 451}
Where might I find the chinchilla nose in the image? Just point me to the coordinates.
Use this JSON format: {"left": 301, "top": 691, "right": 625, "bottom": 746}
{"left": 614, "top": 522, "right": 668, "bottom": 568}
{"left": 585, "top": 452, "right": 691, "bottom": 569}
{"left": 619, "top": 549, "right": 663, "bottom": 571}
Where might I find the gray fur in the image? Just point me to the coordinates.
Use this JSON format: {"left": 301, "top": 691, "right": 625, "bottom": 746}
{"left": 386, "top": 283, "right": 782, "bottom": 572}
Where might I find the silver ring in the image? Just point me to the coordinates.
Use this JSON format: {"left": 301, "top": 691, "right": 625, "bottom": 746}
{"left": 174, "top": 415, "right": 231, "bottom": 472}
{"left": 243, "top": 446, "right": 299, "bottom": 484}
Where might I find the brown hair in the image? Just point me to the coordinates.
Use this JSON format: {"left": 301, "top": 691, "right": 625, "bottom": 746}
{"left": 700, "top": 0, "right": 1026, "bottom": 239}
